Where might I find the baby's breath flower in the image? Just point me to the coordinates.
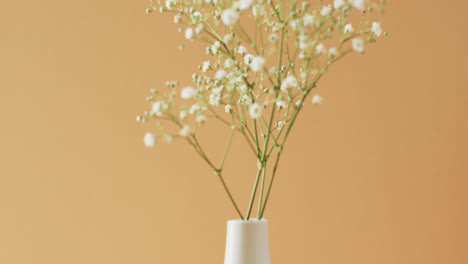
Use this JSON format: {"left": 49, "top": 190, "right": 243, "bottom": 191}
{"left": 344, "top": 23, "right": 354, "bottom": 34}
{"left": 371, "top": 22, "right": 382, "bottom": 37}
{"left": 196, "top": 114, "right": 207, "bottom": 123}
{"left": 196, "top": 24, "right": 204, "bottom": 34}
{"left": 144, "top": 132, "right": 156, "bottom": 147}
{"left": 232, "top": 2, "right": 240, "bottom": 10}
{"left": 224, "top": 58, "right": 234, "bottom": 68}
{"left": 211, "top": 41, "right": 221, "bottom": 54}
{"left": 239, "top": 84, "right": 248, "bottom": 94}
{"left": 189, "top": 104, "right": 201, "bottom": 115}
{"left": 334, "top": 0, "right": 345, "bottom": 9}
{"left": 303, "top": 13, "right": 315, "bottom": 26}
{"left": 237, "top": 45, "right": 248, "bottom": 54}
{"left": 249, "top": 103, "right": 262, "bottom": 119}
{"left": 252, "top": 5, "right": 265, "bottom": 17}
{"left": 250, "top": 56, "right": 265, "bottom": 72}
{"left": 290, "top": 19, "right": 300, "bottom": 32}
{"left": 181, "top": 86, "right": 196, "bottom": 99}
{"left": 221, "top": 9, "right": 239, "bottom": 26}
{"left": 209, "top": 87, "right": 223, "bottom": 105}
{"left": 180, "top": 125, "right": 191, "bottom": 137}
{"left": 352, "top": 38, "right": 364, "bottom": 53}
{"left": 244, "top": 54, "right": 254, "bottom": 65}
{"left": 239, "top": 94, "right": 253, "bottom": 105}
{"left": 174, "top": 14, "right": 181, "bottom": 23}
{"left": 349, "top": 0, "right": 364, "bottom": 10}
{"left": 298, "top": 35, "right": 309, "bottom": 49}
{"left": 215, "top": 69, "right": 227, "bottom": 79}
{"left": 320, "top": 5, "right": 332, "bottom": 16}
{"left": 268, "top": 33, "right": 278, "bottom": 44}
{"left": 276, "top": 100, "right": 286, "bottom": 109}
{"left": 180, "top": 110, "right": 188, "bottom": 120}
{"left": 165, "top": 0, "right": 176, "bottom": 10}
{"left": 312, "top": 94, "right": 323, "bottom": 105}
{"left": 316, "top": 43, "right": 326, "bottom": 54}
{"left": 223, "top": 34, "right": 233, "bottom": 43}
{"left": 185, "top": 28, "right": 194, "bottom": 39}
{"left": 239, "top": 0, "right": 253, "bottom": 10}
{"left": 192, "top": 11, "right": 202, "bottom": 21}
{"left": 280, "top": 75, "right": 298, "bottom": 92}
{"left": 152, "top": 101, "right": 168, "bottom": 116}
{"left": 139, "top": 0, "right": 386, "bottom": 209}
{"left": 202, "top": 61, "right": 211, "bottom": 72}
{"left": 276, "top": 121, "right": 285, "bottom": 130}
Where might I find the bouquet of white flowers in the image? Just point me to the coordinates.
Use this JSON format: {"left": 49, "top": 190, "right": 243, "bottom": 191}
{"left": 138, "top": 0, "right": 386, "bottom": 220}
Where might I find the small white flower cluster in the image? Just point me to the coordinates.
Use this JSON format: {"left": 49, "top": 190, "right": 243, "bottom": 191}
{"left": 139, "top": 0, "right": 385, "bottom": 222}
{"left": 140, "top": 0, "right": 385, "bottom": 150}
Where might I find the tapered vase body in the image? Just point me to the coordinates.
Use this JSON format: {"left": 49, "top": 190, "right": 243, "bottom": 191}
{"left": 224, "top": 219, "right": 271, "bottom": 264}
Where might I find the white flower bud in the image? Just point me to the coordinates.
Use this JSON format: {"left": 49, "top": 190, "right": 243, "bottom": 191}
{"left": 224, "top": 58, "right": 234, "bottom": 68}
{"left": 221, "top": 9, "right": 239, "bottom": 26}
{"left": 244, "top": 54, "right": 254, "bottom": 65}
{"left": 316, "top": 43, "right": 326, "bottom": 54}
{"left": 174, "top": 14, "right": 181, "bottom": 23}
{"left": 312, "top": 95, "right": 323, "bottom": 105}
{"left": 165, "top": 0, "right": 176, "bottom": 10}
{"left": 180, "top": 110, "right": 188, "bottom": 120}
{"left": 144, "top": 132, "right": 155, "bottom": 147}
{"left": 180, "top": 125, "right": 191, "bottom": 137}
{"left": 280, "top": 75, "right": 298, "bottom": 92}
{"left": 215, "top": 69, "right": 226, "bottom": 80}
{"left": 352, "top": 38, "right": 364, "bottom": 53}
{"left": 202, "top": 61, "right": 210, "bottom": 72}
{"left": 276, "top": 100, "right": 286, "bottom": 109}
{"left": 303, "top": 13, "right": 315, "bottom": 26}
{"left": 196, "top": 115, "right": 207, "bottom": 123}
{"left": 239, "top": 0, "right": 253, "bottom": 10}
{"left": 371, "top": 22, "right": 382, "bottom": 37}
{"left": 344, "top": 23, "right": 354, "bottom": 34}
{"left": 185, "top": 28, "right": 194, "bottom": 39}
{"left": 181, "top": 87, "right": 196, "bottom": 99}
{"left": 333, "top": 0, "right": 345, "bottom": 9}
{"left": 320, "top": 5, "right": 332, "bottom": 16}
{"left": 251, "top": 56, "right": 265, "bottom": 72}
{"left": 349, "top": 0, "right": 364, "bottom": 10}
{"left": 249, "top": 103, "right": 262, "bottom": 119}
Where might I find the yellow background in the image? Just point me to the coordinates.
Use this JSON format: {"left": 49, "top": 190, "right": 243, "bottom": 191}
{"left": 1, "top": 1, "right": 467, "bottom": 263}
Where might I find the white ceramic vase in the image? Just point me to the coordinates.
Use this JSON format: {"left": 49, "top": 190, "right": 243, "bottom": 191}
{"left": 224, "top": 219, "right": 271, "bottom": 264}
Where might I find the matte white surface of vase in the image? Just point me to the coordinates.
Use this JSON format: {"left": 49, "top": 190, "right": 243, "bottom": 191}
{"left": 224, "top": 219, "right": 271, "bottom": 264}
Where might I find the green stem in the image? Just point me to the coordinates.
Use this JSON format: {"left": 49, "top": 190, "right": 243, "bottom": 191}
{"left": 259, "top": 151, "right": 281, "bottom": 218}
{"left": 257, "top": 165, "right": 267, "bottom": 219}
{"left": 219, "top": 128, "right": 235, "bottom": 169}
{"left": 189, "top": 136, "right": 244, "bottom": 220}
{"left": 245, "top": 164, "right": 263, "bottom": 220}
{"left": 215, "top": 170, "right": 245, "bottom": 220}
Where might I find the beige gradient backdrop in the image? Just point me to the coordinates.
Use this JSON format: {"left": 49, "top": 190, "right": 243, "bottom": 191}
{"left": 1, "top": 0, "right": 467, "bottom": 263}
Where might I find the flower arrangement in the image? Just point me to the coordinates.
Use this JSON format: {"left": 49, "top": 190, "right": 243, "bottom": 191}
{"left": 138, "top": 0, "right": 386, "bottom": 220}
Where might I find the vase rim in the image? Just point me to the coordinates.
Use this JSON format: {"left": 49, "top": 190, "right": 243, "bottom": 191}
{"left": 228, "top": 218, "right": 268, "bottom": 223}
